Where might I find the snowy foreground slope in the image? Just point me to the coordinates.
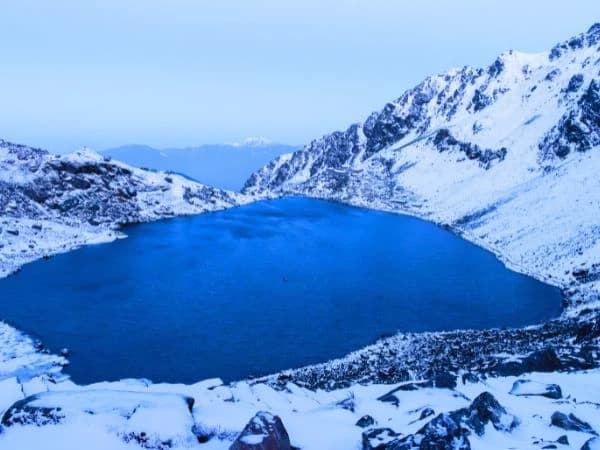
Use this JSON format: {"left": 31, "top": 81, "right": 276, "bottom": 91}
{"left": 0, "top": 26, "right": 600, "bottom": 450}
{"left": 0, "top": 141, "right": 249, "bottom": 277}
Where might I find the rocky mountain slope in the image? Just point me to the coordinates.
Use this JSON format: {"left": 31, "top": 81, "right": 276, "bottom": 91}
{"left": 0, "top": 141, "right": 248, "bottom": 277}
{"left": 244, "top": 24, "right": 600, "bottom": 307}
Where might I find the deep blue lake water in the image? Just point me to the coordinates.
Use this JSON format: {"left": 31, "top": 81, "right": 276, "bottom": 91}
{"left": 0, "top": 198, "right": 561, "bottom": 384}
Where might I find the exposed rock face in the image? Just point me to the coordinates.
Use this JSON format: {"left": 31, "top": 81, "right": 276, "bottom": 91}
{"left": 582, "top": 437, "right": 600, "bottom": 450}
{"left": 430, "top": 129, "right": 507, "bottom": 169}
{"left": 366, "top": 392, "right": 516, "bottom": 449}
{"left": 550, "top": 412, "right": 597, "bottom": 435}
{"left": 229, "top": 411, "right": 292, "bottom": 450}
{"left": 0, "top": 142, "right": 247, "bottom": 277}
{"left": 509, "top": 379, "right": 562, "bottom": 399}
{"left": 539, "top": 80, "right": 600, "bottom": 158}
{"left": 494, "top": 347, "right": 562, "bottom": 376}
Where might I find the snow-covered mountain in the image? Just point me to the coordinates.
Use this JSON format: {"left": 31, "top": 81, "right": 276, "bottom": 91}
{"left": 0, "top": 141, "right": 248, "bottom": 277}
{"left": 102, "top": 139, "right": 297, "bottom": 191}
{"left": 244, "top": 24, "right": 600, "bottom": 306}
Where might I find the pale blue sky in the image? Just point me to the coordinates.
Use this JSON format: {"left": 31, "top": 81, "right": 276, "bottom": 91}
{"left": 0, "top": 1, "right": 598, "bottom": 152}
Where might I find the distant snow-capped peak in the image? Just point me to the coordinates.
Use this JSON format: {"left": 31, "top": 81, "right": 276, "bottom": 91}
{"left": 230, "top": 137, "right": 274, "bottom": 147}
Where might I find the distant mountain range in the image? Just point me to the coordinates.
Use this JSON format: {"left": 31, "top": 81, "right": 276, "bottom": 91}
{"left": 101, "top": 138, "right": 297, "bottom": 191}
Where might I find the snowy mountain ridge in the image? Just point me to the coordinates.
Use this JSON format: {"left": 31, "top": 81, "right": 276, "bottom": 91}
{"left": 0, "top": 140, "right": 248, "bottom": 277}
{"left": 244, "top": 23, "right": 600, "bottom": 306}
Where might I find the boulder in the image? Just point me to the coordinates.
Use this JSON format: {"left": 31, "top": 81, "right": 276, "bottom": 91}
{"left": 1, "top": 390, "right": 197, "bottom": 448}
{"left": 431, "top": 371, "right": 457, "bottom": 389}
{"left": 582, "top": 437, "right": 600, "bottom": 450}
{"left": 509, "top": 379, "right": 562, "bottom": 399}
{"left": 450, "top": 392, "right": 519, "bottom": 436}
{"left": 495, "top": 347, "right": 561, "bottom": 376}
{"left": 230, "top": 411, "right": 292, "bottom": 450}
{"left": 356, "top": 415, "right": 376, "bottom": 428}
{"left": 551, "top": 412, "right": 597, "bottom": 435}
{"left": 419, "top": 407, "right": 435, "bottom": 421}
{"left": 362, "top": 428, "right": 400, "bottom": 450}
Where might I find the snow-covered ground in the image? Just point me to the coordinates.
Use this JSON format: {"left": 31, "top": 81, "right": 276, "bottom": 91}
{"left": 0, "top": 24, "right": 599, "bottom": 450}
{"left": 0, "top": 327, "right": 598, "bottom": 450}
{"left": 0, "top": 142, "right": 250, "bottom": 278}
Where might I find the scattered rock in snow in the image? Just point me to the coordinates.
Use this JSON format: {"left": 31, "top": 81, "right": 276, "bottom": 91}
{"left": 494, "top": 347, "right": 562, "bottom": 376}
{"left": 582, "top": 437, "right": 600, "bottom": 450}
{"left": 418, "top": 407, "right": 435, "bottom": 421}
{"left": 362, "top": 428, "right": 400, "bottom": 450}
{"left": 509, "top": 379, "right": 563, "bottom": 399}
{"left": 229, "top": 411, "right": 292, "bottom": 450}
{"left": 550, "top": 412, "right": 597, "bottom": 435}
{"left": 356, "top": 415, "right": 376, "bottom": 428}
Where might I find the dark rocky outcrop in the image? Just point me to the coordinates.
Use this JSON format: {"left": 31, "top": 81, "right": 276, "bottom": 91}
{"left": 230, "top": 411, "right": 292, "bottom": 450}
{"left": 567, "top": 74, "right": 585, "bottom": 93}
{"left": 539, "top": 79, "right": 600, "bottom": 159}
{"left": 362, "top": 428, "right": 400, "bottom": 450}
{"left": 430, "top": 129, "right": 507, "bottom": 169}
{"left": 582, "top": 437, "right": 600, "bottom": 450}
{"left": 365, "top": 392, "right": 515, "bottom": 450}
{"left": 1, "top": 394, "right": 64, "bottom": 427}
{"left": 551, "top": 412, "right": 597, "bottom": 435}
{"left": 356, "top": 415, "right": 376, "bottom": 428}
{"left": 509, "top": 379, "right": 562, "bottom": 399}
{"left": 494, "top": 347, "right": 562, "bottom": 376}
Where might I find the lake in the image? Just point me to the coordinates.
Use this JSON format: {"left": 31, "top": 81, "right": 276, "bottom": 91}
{"left": 0, "top": 197, "right": 562, "bottom": 384}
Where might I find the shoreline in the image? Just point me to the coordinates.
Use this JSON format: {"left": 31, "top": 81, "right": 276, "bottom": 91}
{"left": 0, "top": 194, "right": 596, "bottom": 392}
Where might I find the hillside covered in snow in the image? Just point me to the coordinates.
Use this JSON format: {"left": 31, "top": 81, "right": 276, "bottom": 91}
{"left": 244, "top": 24, "right": 600, "bottom": 307}
{"left": 0, "top": 140, "right": 248, "bottom": 278}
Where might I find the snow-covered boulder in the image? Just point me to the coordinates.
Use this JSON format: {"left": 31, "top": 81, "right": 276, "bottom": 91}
{"left": 509, "top": 379, "right": 563, "bottom": 399}
{"left": 229, "top": 411, "right": 292, "bottom": 450}
{"left": 1, "top": 390, "right": 197, "bottom": 449}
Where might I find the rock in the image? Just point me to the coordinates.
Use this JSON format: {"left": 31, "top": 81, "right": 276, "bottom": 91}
{"left": 567, "top": 74, "right": 585, "bottom": 93}
{"left": 393, "top": 414, "right": 471, "bottom": 450}
{"left": 2, "top": 390, "right": 196, "bottom": 448}
{"left": 356, "top": 415, "right": 376, "bottom": 428}
{"left": 336, "top": 394, "right": 356, "bottom": 412}
{"left": 377, "top": 389, "right": 401, "bottom": 407}
{"left": 362, "top": 428, "right": 399, "bottom": 450}
{"left": 551, "top": 412, "right": 597, "bottom": 435}
{"left": 230, "top": 411, "right": 292, "bottom": 450}
{"left": 451, "top": 392, "right": 519, "bottom": 436}
{"left": 557, "top": 435, "right": 569, "bottom": 445}
{"left": 495, "top": 347, "right": 561, "bottom": 376}
{"left": 582, "top": 437, "right": 600, "bottom": 450}
{"left": 6, "top": 229, "right": 19, "bottom": 236}
{"left": 461, "top": 373, "right": 480, "bottom": 384}
{"left": 432, "top": 371, "right": 457, "bottom": 389}
{"left": 509, "top": 379, "right": 562, "bottom": 399}
{"left": 419, "top": 407, "right": 435, "bottom": 421}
